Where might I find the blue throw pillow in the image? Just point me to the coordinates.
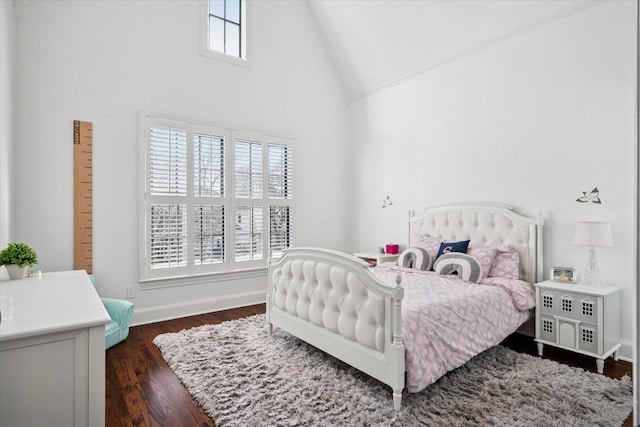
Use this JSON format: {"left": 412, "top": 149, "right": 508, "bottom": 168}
{"left": 436, "top": 240, "right": 470, "bottom": 259}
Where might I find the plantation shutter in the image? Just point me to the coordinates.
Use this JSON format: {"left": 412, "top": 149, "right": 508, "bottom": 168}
{"left": 268, "top": 205, "right": 291, "bottom": 257}
{"left": 149, "top": 204, "right": 188, "bottom": 268}
{"left": 147, "top": 126, "right": 189, "bottom": 271}
{"left": 268, "top": 143, "right": 292, "bottom": 199}
{"left": 142, "top": 113, "right": 294, "bottom": 281}
{"left": 193, "top": 131, "right": 226, "bottom": 266}
{"left": 234, "top": 139, "right": 262, "bottom": 198}
{"left": 150, "top": 127, "right": 188, "bottom": 196}
{"left": 267, "top": 143, "right": 293, "bottom": 257}
{"left": 233, "top": 138, "right": 263, "bottom": 263}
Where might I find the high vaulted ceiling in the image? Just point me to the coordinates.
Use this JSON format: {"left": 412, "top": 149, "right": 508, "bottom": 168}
{"left": 306, "top": 0, "right": 593, "bottom": 102}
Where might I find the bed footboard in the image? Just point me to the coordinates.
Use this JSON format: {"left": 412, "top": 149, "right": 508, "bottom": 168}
{"left": 267, "top": 247, "right": 405, "bottom": 411}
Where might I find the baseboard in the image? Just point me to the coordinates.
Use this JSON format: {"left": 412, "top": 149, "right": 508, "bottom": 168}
{"left": 130, "top": 290, "right": 266, "bottom": 326}
{"left": 617, "top": 339, "right": 633, "bottom": 363}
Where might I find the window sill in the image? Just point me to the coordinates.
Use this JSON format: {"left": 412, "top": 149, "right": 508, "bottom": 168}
{"left": 199, "top": 47, "right": 251, "bottom": 69}
{"left": 139, "top": 268, "right": 267, "bottom": 291}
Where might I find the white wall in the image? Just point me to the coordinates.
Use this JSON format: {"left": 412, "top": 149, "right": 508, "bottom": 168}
{"left": 11, "top": 0, "right": 349, "bottom": 323}
{"left": 7, "top": 0, "right": 637, "bottom": 356}
{"left": 0, "top": 0, "right": 15, "bottom": 265}
{"left": 348, "top": 1, "right": 637, "bottom": 359}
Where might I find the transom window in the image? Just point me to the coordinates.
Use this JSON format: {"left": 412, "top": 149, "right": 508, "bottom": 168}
{"left": 140, "top": 113, "right": 294, "bottom": 281}
{"left": 202, "top": 0, "right": 248, "bottom": 64}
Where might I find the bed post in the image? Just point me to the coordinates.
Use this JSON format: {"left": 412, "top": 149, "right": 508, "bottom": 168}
{"left": 266, "top": 250, "right": 273, "bottom": 335}
{"left": 392, "top": 273, "right": 404, "bottom": 411}
{"left": 536, "top": 210, "right": 544, "bottom": 283}
{"left": 407, "top": 210, "right": 414, "bottom": 249}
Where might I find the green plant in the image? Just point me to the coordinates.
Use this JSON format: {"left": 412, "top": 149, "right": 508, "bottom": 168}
{"left": 0, "top": 242, "right": 39, "bottom": 267}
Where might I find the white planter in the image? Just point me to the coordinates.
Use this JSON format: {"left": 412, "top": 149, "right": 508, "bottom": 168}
{"left": 5, "top": 265, "right": 27, "bottom": 280}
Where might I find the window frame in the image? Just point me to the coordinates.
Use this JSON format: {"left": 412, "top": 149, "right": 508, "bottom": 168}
{"left": 200, "top": 0, "right": 251, "bottom": 68}
{"left": 139, "top": 113, "right": 294, "bottom": 284}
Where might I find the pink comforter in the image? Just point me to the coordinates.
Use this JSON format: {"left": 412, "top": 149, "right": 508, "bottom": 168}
{"left": 374, "top": 263, "right": 535, "bottom": 393}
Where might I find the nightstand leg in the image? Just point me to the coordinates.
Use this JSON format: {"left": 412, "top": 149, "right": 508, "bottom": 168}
{"left": 613, "top": 350, "right": 619, "bottom": 361}
{"left": 596, "top": 359, "right": 604, "bottom": 374}
{"left": 536, "top": 342, "right": 544, "bottom": 357}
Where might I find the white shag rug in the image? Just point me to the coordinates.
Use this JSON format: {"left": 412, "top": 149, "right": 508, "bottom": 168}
{"left": 153, "top": 314, "right": 632, "bottom": 426}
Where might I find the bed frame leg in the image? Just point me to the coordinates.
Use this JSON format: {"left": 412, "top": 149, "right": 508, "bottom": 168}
{"left": 393, "top": 390, "right": 402, "bottom": 411}
{"left": 267, "top": 323, "right": 273, "bottom": 335}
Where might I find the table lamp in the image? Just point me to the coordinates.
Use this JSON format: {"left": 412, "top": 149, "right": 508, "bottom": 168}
{"left": 572, "top": 221, "right": 613, "bottom": 287}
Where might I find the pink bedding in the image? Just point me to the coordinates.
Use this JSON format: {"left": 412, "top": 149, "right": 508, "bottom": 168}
{"left": 373, "top": 263, "right": 535, "bottom": 393}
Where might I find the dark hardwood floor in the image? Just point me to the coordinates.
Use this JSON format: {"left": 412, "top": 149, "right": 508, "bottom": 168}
{"left": 105, "top": 304, "right": 633, "bottom": 426}
{"left": 105, "top": 305, "right": 264, "bottom": 427}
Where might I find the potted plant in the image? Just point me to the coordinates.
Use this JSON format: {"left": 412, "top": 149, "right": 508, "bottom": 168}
{"left": 0, "top": 242, "right": 39, "bottom": 280}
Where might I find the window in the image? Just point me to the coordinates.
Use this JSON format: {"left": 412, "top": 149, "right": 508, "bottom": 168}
{"left": 141, "top": 114, "right": 294, "bottom": 281}
{"left": 202, "top": 0, "right": 248, "bottom": 65}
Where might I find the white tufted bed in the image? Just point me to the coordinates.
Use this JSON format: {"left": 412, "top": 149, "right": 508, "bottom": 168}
{"left": 266, "top": 203, "right": 543, "bottom": 411}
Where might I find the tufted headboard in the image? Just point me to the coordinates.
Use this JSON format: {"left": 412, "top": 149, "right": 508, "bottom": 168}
{"left": 408, "top": 203, "right": 544, "bottom": 286}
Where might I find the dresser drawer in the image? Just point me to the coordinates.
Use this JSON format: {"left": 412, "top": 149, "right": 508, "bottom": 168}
{"left": 540, "top": 315, "right": 580, "bottom": 349}
{"left": 578, "top": 323, "right": 599, "bottom": 354}
{"left": 538, "top": 289, "right": 600, "bottom": 323}
{"left": 538, "top": 314, "right": 556, "bottom": 343}
{"left": 538, "top": 314, "right": 600, "bottom": 353}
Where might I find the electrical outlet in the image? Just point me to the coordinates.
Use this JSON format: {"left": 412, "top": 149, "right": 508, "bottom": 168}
{"left": 126, "top": 287, "right": 136, "bottom": 299}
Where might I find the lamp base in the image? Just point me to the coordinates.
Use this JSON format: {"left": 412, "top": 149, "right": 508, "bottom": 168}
{"left": 580, "top": 246, "right": 605, "bottom": 287}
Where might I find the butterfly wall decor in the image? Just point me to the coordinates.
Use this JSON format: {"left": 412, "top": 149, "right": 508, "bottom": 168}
{"left": 576, "top": 187, "right": 602, "bottom": 204}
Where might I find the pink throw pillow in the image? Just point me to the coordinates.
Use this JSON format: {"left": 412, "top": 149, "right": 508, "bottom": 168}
{"left": 415, "top": 235, "right": 440, "bottom": 261}
{"left": 488, "top": 245, "right": 520, "bottom": 279}
{"left": 467, "top": 246, "right": 499, "bottom": 278}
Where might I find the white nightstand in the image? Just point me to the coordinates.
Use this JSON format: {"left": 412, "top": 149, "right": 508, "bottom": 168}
{"left": 354, "top": 252, "right": 399, "bottom": 266}
{"left": 534, "top": 280, "right": 621, "bottom": 374}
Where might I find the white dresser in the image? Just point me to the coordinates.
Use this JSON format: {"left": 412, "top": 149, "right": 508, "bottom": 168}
{"left": 0, "top": 270, "right": 110, "bottom": 427}
{"left": 534, "top": 280, "right": 620, "bottom": 374}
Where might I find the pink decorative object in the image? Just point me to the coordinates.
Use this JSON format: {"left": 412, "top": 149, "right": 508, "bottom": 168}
{"left": 386, "top": 244, "right": 399, "bottom": 254}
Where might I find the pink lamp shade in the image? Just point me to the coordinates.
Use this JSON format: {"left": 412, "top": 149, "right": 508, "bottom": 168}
{"left": 572, "top": 221, "right": 613, "bottom": 247}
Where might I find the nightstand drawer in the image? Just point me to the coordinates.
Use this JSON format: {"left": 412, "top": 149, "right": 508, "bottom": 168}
{"left": 539, "top": 315, "right": 600, "bottom": 353}
{"left": 538, "top": 289, "right": 600, "bottom": 323}
{"left": 579, "top": 323, "right": 599, "bottom": 354}
{"left": 539, "top": 314, "right": 556, "bottom": 343}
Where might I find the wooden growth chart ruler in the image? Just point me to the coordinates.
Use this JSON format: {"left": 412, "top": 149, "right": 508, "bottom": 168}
{"left": 74, "top": 120, "right": 93, "bottom": 274}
